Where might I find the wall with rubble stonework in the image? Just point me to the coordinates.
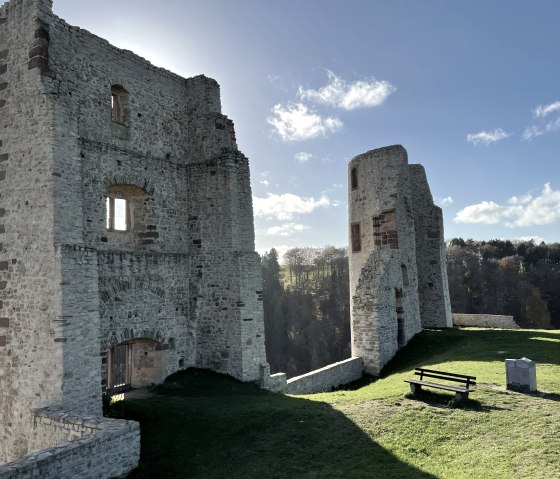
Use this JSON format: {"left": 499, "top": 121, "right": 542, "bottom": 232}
{"left": 0, "top": 407, "right": 139, "bottom": 479}
{"left": 348, "top": 145, "right": 451, "bottom": 376}
{"left": 0, "top": 0, "right": 268, "bottom": 468}
{"left": 453, "top": 314, "right": 519, "bottom": 329}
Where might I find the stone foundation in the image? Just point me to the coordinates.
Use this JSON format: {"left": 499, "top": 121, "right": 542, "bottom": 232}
{"left": 285, "top": 358, "right": 363, "bottom": 395}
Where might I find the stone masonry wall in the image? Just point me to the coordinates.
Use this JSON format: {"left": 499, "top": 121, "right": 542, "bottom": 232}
{"left": 1, "top": 0, "right": 269, "bottom": 467}
{"left": 453, "top": 314, "right": 519, "bottom": 329}
{"left": 348, "top": 146, "right": 422, "bottom": 375}
{"left": 285, "top": 357, "right": 363, "bottom": 395}
{"left": 0, "top": 0, "right": 72, "bottom": 461}
{"left": 409, "top": 165, "right": 452, "bottom": 328}
{"left": 0, "top": 407, "right": 139, "bottom": 479}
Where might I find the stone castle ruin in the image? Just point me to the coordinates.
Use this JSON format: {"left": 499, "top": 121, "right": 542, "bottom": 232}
{"left": 0, "top": 0, "right": 272, "bottom": 473}
{"left": 0, "top": 1, "right": 452, "bottom": 476}
{"left": 348, "top": 145, "right": 452, "bottom": 375}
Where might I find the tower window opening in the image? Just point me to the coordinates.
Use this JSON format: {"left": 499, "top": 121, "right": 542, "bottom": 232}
{"left": 106, "top": 197, "right": 128, "bottom": 231}
{"left": 351, "top": 222, "right": 361, "bottom": 252}
{"left": 110, "top": 85, "right": 129, "bottom": 125}
{"left": 351, "top": 168, "right": 358, "bottom": 189}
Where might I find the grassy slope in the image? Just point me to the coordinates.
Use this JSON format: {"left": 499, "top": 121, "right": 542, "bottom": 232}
{"left": 112, "top": 328, "right": 560, "bottom": 479}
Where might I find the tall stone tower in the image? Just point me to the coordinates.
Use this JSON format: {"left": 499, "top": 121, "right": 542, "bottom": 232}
{"left": 348, "top": 145, "right": 451, "bottom": 376}
{"left": 0, "top": 0, "right": 267, "bottom": 463}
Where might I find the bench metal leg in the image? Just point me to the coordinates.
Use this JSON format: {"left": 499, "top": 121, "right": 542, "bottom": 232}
{"left": 455, "top": 392, "right": 468, "bottom": 401}
{"left": 410, "top": 383, "right": 421, "bottom": 395}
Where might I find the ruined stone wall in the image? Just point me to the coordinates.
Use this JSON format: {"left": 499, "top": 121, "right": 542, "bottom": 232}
{"left": 409, "top": 165, "right": 452, "bottom": 328}
{"left": 285, "top": 357, "right": 363, "bottom": 395}
{"left": 348, "top": 146, "right": 422, "bottom": 375}
{"left": 1, "top": 0, "right": 268, "bottom": 467}
{"left": 0, "top": 407, "right": 139, "bottom": 479}
{"left": 453, "top": 314, "right": 519, "bottom": 329}
{"left": 0, "top": 0, "right": 78, "bottom": 461}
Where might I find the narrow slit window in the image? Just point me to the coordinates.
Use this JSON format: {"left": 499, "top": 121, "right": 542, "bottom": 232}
{"left": 351, "top": 222, "right": 361, "bottom": 252}
{"left": 351, "top": 167, "right": 358, "bottom": 189}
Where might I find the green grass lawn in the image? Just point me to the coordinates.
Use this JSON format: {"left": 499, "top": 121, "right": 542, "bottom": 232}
{"left": 110, "top": 328, "right": 560, "bottom": 478}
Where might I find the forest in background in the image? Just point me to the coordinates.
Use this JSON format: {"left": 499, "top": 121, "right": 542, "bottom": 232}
{"left": 261, "top": 240, "right": 560, "bottom": 378}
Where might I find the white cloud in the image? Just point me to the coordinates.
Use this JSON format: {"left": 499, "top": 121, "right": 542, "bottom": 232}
{"left": 454, "top": 183, "right": 560, "bottom": 227}
{"left": 298, "top": 70, "right": 396, "bottom": 110}
{"left": 516, "top": 236, "right": 545, "bottom": 244}
{"left": 522, "top": 117, "right": 560, "bottom": 140}
{"left": 253, "top": 193, "right": 331, "bottom": 220}
{"left": 533, "top": 101, "right": 560, "bottom": 118}
{"left": 466, "top": 128, "right": 511, "bottom": 146}
{"left": 267, "top": 103, "right": 343, "bottom": 141}
{"left": 265, "top": 223, "right": 309, "bottom": 236}
{"left": 436, "top": 196, "right": 454, "bottom": 206}
{"left": 295, "top": 151, "right": 314, "bottom": 163}
{"left": 454, "top": 201, "right": 503, "bottom": 224}
{"left": 259, "top": 179, "right": 270, "bottom": 186}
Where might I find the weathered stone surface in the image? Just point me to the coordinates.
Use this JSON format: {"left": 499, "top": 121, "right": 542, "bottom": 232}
{"left": 285, "top": 357, "right": 363, "bottom": 394}
{"left": 0, "top": 0, "right": 269, "bottom": 472}
{"left": 453, "top": 313, "right": 519, "bottom": 329}
{"left": 348, "top": 145, "right": 451, "bottom": 376}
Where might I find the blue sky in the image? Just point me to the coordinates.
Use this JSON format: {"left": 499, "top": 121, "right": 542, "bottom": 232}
{"left": 53, "top": 0, "right": 560, "bottom": 256}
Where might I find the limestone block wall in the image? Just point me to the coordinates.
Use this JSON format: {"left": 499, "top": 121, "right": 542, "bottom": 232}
{"left": 348, "top": 146, "right": 422, "bottom": 376}
{"left": 409, "top": 165, "right": 452, "bottom": 328}
{"left": 0, "top": 0, "right": 84, "bottom": 461}
{"left": 453, "top": 314, "right": 519, "bottom": 329}
{"left": 1, "top": 0, "right": 269, "bottom": 466}
{"left": 285, "top": 357, "right": 363, "bottom": 395}
{"left": 0, "top": 407, "right": 139, "bottom": 479}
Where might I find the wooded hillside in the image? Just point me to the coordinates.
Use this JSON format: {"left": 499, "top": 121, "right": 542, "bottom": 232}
{"left": 262, "top": 240, "right": 560, "bottom": 377}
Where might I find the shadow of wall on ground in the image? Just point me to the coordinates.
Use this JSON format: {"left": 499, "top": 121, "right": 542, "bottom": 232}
{"left": 109, "top": 369, "right": 437, "bottom": 479}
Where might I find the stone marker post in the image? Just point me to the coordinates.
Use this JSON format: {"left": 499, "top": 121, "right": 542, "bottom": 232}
{"left": 505, "top": 357, "right": 537, "bottom": 392}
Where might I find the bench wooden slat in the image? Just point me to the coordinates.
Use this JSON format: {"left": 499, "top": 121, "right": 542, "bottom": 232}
{"left": 414, "top": 371, "right": 477, "bottom": 385}
{"left": 405, "top": 379, "right": 469, "bottom": 393}
{"left": 416, "top": 368, "right": 476, "bottom": 381}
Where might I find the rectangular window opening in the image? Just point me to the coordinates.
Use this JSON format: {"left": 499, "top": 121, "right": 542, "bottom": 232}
{"left": 351, "top": 168, "right": 358, "bottom": 189}
{"left": 106, "top": 197, "right": 128, "bottom": 231}
{"left": 351, "top": 223, "right": 361, "bottom": 252}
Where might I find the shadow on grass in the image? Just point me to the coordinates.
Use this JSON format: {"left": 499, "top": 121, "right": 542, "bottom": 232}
{"left": 404, "top": 389, "right": 510, "bottom": 412}
{"left": 109, "top": 369, "right": 436, "bottom": 479}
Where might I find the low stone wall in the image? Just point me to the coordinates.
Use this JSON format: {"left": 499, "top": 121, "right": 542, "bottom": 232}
{"left": 0, "top": 407, "right": 140, "bottom": 479}
{"left": 453, "top": 313, "right": 519, "bottom": 329}
{"left": 285, "top": 357, "right": 363, "bottom": 395}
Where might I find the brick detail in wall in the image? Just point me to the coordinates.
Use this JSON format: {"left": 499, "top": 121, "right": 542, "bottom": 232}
{"left": 28, "top": 27, "right": 50, "bottom": 71}
{"left": 0, "top": 64, "right": 6, "bottom": 75}
{"left": 0, "top": 318, "right": 8, "bottom": 328}
{"left": 0, "top": 50, "right": 8, "bottom": 60}
{"left": 0, "top": 336, "right": 6, "bottom": 347}
{"left": 0, "top": 154, "right": 8, "bottom": 162}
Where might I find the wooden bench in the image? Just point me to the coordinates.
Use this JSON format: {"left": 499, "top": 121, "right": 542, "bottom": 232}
{"left": 405, "top": 368, "right": 476, "bottom": 401}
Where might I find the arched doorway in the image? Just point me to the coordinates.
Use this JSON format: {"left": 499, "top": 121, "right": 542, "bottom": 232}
{"left": 106, "top": 338, "right": 166, "bottom": 394}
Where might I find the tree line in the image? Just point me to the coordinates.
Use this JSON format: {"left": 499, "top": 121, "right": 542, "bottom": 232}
{"left": 262, "top": 240, "right": 560, "bottom": 377}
